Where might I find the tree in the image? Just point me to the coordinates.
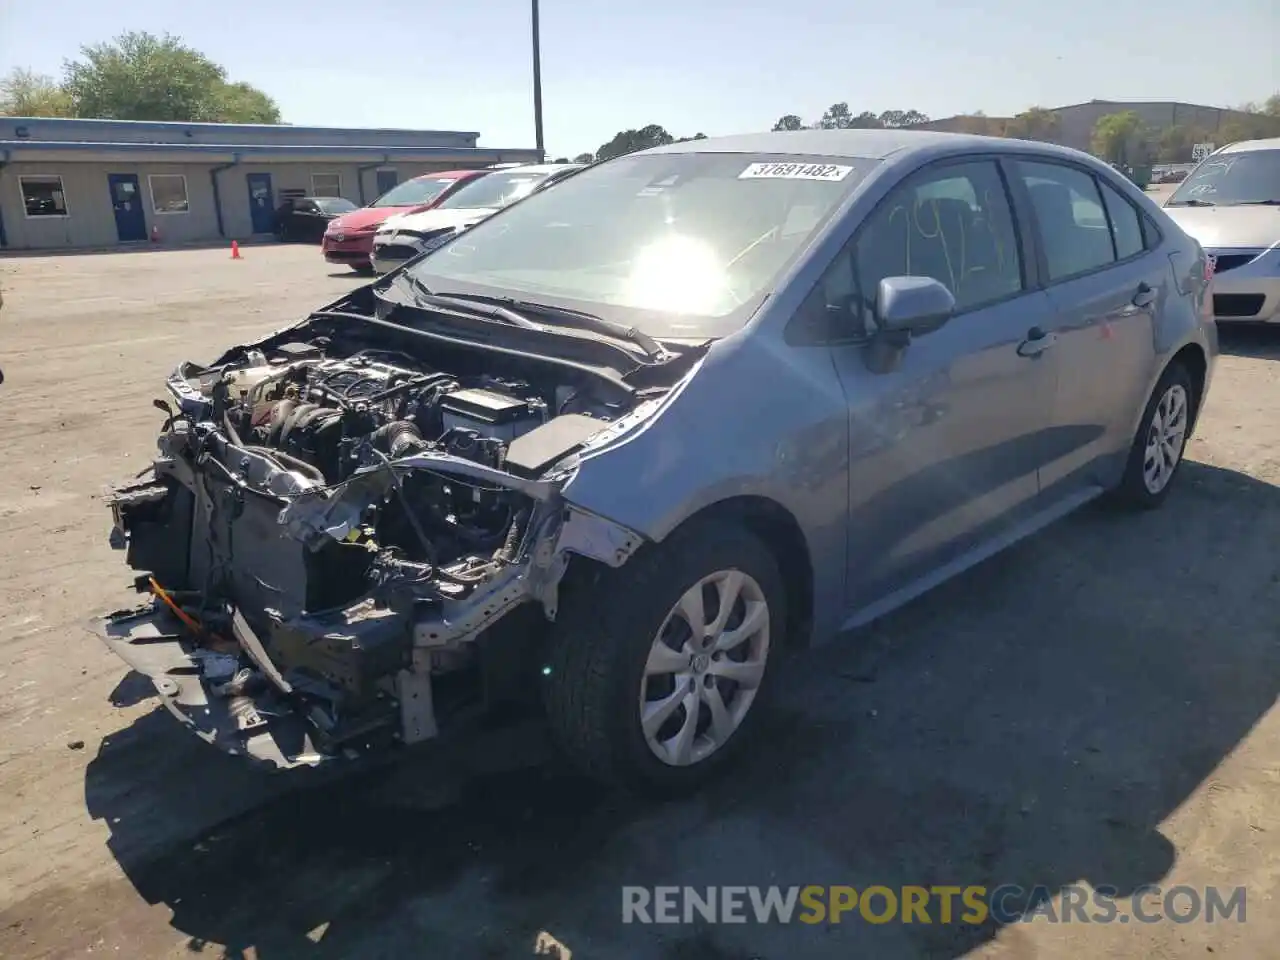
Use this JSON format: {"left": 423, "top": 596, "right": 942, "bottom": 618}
{"left": 1264, "top": 93, "right": 1280, "bottom": 117}
{"left": 772, "top": 114, "right": 804, "bottom": 132}
{"left": 1003, "top": 107, "right": 1061, "bottom": 142}
{"left": 211, "top": 81, "right": 281, "bottom": 124}
{"left": 1091, "top": 111, "right": 1147, "bottom": 165}
{"left": 62, "top": 31, "right": 281, "bottom": 123}
{"left": 572, "top": 152, "right": 595, "bottom": 164}
{"left": 594, "top": 124, "right": 675, "bottom": 161}
{"left": 0, "top": 68, "right": 74, "bottom": 117}
{"left": 878, "top": 109, "right": 930, "bottom": 128}
{"left": 1155, "top": 124, "right": 1210, "bottom": 163}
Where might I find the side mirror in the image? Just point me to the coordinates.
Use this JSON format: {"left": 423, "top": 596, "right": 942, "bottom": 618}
{"left": 876, "top": 276, "right": 955, "bottom": 336}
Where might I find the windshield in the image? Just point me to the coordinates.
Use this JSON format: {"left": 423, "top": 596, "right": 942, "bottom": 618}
{"left": 408, "top": 152, "right": 877, "bottom": 337}
{"left": 436, "top": 170, "right": 554, "bottom": 210}
{"left": 315, "top": 198, "right": 357, "bottom": 214}
{"left": 371, "top": 177, "right": 464, "bottom": 208}
{"left": 1168, "top": 150, "right": 1280, "bottom": 205}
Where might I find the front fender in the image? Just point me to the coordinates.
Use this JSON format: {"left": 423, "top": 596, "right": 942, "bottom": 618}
{"left": 560, "top": 332, "right": 851, "bottom": 641}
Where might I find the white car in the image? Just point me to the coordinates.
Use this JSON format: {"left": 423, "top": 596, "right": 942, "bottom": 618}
{"left": 370, "top": 163, "right": 585, "bottom": 274}
{"left": 1163, "top": 137, "right": 1280, "bottom": 323}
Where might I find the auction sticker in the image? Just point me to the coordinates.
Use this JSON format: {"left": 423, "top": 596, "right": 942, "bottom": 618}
{"left": 739, "top": 162, "right": 853, "bottom": 181}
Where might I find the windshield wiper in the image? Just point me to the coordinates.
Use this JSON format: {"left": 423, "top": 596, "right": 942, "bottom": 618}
{"left": 430, "top": 292, "right": 671, "bottom": 360}
{"left": 394, "top": 273, "right": 543, "bottom": 330}
{"left": 1166, "top": 198, "right": 1217, "bottom": 207}
{"left": 1229, "top": 199, "right": 1280, "bottom": 206}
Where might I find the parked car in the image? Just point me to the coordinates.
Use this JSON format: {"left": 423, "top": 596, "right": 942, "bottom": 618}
{"left": 274, "top": 196, "right": 358, "bottom": 243}
{"left": 321, "top": 170, "right": 491, "bottom": 273}
{"left": 95, "top": 130, "right": 1216, "bottom": 794}
{"left": 370, "top": 162, "right": 584, "bottom": 274}
{"left": 1162, "top": 138, "right": 1280, "bottom": 323}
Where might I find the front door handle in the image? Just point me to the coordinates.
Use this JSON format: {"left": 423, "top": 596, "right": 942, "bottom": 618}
{"left": 1017, "top": 327, "right": 1058, "bottom": 358}
{"left": 1132, "top": 282, "right": 1157, "bottom": 308}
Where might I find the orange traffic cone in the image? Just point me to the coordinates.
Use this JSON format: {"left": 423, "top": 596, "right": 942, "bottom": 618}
{"left": 230, "top": 240, "right": 242, "bottom": 260}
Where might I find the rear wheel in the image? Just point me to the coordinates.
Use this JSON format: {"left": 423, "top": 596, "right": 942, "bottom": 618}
{"left": 1110, "top": 362, "right": 1195, "bottom": 509}
{"left": 543, "top": 518, "right": 785, "bottom": 795}
{"left": 349, "top": 263, "right": 375, "bottom": 275}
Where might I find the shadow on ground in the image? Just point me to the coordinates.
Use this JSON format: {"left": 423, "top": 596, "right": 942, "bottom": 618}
{"left": 1217, "top": 324, "right": 1280, "bottom": 360}
{"left": 64, "top": 461, "right": 1280, "bottom": 959}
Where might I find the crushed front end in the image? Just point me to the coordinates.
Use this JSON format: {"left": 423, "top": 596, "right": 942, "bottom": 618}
{"left": 94, "top": 304, "right": 666, "bottom": 769}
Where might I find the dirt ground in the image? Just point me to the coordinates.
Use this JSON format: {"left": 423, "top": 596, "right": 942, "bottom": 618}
{"left": 0, "top": 237, "right": 1278, "bottom": 960}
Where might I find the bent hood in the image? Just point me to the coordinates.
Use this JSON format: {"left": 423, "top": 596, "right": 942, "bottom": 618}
{"left": 1164, "top": 204, "right": 1280, "bottom": 250}
{"left": 378, "top": 206, "right": 498, "bottom": 235}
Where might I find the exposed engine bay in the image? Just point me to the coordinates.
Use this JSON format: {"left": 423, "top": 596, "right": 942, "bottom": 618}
{"left": 97, "top": 301, "right": 695, "bottom": 769}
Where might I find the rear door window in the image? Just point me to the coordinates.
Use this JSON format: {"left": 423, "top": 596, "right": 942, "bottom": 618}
{"left": 1017, "top": 161, "right": 1116, "bottom": 281}
{"left": 1097, "top": 178, "right": 1145, "bottom": 260}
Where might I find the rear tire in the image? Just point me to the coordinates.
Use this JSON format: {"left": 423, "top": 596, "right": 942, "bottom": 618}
{"left": 543, "top": 518, "right": 786, "bottom": 796}
{"left": 349, "top": 264, "right": 375, "bottom": 275}
{"left": 1110, "top": 362, "right": 1195, "bottom": 510}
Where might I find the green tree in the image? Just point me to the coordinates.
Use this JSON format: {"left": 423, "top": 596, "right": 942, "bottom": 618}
{"left": 1155, "top": 124, "right": 1209, "bottom": 163}
{"left": 594, "top": 124, "right": 675, "bottom": 161}
{"left": 0, "top": 68, "right": 74, "bottom": 117}
{"left": 1091, "top": 111, "right": 1146, "bottom": 165}
{"left": 62, "top": 31, "right": 281, "bottom": 123}
{"left": 772, "top": 114, "right": 804, "bottom": 131}
{"left": 878, "top": 109, "right": 930, "bottom": 127}
{"left": 1003, "top": 107, "right": 1061, "bottom": 142}
{"left": 1264, "top": 93, "right": 1280, "bottom": 117}
{"left": 572, "top": 152, "right": 595, "bottom": 164}
{"left": 212, "top": 80, "right": 282, "bottom": 124}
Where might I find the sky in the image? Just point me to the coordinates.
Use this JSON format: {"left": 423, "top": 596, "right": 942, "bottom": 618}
{"left": 1, "top": 0, "right": 1276, "bottom": 157}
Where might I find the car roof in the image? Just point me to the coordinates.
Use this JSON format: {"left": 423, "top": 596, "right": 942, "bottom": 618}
{"left": 1217, "top": 137, "right": 1280, "bottom": 154}
{"left": 411, "top": 169, "right": 488, "bottom": 181}
{"left": 637, "top": 129, "right": 1103, "bottom": 167}
{"left": 491, "top": 162, "right": 585, "bottom": 175}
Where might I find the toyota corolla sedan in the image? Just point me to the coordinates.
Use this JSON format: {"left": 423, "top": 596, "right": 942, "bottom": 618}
{"left": 96, "top": 130, "right": 1215, "bottom": 794}
{"left": 1162, "top": 137, "right": 1280, "bottom": 323}
{"left": 370, "top": 162, "right": 584, "bottom": 274}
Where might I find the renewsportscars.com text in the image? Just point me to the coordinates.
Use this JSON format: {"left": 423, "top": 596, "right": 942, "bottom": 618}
{"left": 622, "top": 884, "right": 1247, "bottom": 925}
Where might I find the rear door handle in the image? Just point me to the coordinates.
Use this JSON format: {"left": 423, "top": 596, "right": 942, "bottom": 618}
{"left": 1131, "top": 282, "right": 1157, "bottom": 308}
{"left": 1017, "top": 327, "right": 1058, "bottom": 358}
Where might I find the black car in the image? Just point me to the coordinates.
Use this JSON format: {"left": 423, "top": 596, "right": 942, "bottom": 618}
{"left": 274, "top": 196, "right": 358, "bottom": 242}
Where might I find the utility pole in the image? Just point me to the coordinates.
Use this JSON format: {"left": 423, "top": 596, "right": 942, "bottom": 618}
{"left": 531, "top": 0, "right": 545, "bottom": 157}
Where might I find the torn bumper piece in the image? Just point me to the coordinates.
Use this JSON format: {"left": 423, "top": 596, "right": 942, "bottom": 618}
{"left": 94, "top": 604, "right": 335, "bottom": 769}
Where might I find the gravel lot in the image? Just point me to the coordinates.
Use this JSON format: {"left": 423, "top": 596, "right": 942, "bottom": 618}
{"left": 1, "top": 237, "right": 1278, "bottom": 960}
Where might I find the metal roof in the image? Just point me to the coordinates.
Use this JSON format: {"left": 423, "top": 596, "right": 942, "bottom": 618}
{"left": 0, "top": 115, "right": 481, "bottom": 139}
{"left": 0, "top": 140, "right": 540, "bottom": 163}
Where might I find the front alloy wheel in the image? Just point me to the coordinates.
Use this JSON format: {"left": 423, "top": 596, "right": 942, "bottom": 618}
{"left": 543, "top": 518, "right": 786, "bottom": 794}
{"left": 640, "top": 570, "right": 770, "bottom": 767}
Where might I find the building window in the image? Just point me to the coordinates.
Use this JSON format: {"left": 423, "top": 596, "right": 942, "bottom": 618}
{"left": 149, "top": 174, "right": 190, "bottom": 214}
{"left": 19, "top": 175, "right": 69, "bottom": 217}
{"left": 311, "top": 172, "right": 342, "bottom": 197}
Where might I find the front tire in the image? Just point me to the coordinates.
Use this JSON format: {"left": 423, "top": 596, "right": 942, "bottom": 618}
{"left": 1110, "top": 362, "right": 1195, "bottom": 509}
{"left": 543, "top": 518, "right": 786, "bottom": 795}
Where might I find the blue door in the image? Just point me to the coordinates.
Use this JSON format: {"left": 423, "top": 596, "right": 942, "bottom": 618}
{"left": 246, "top": 173, "right": 275, "bottom": 234}
{"left": 376, "top": 169, "right": 399, "bottom": 196}
{"left": 107, "top": 174, "right": 147, "bottom": 242}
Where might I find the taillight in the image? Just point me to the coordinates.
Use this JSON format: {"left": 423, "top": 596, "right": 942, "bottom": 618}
{"left": 1201, "top": 254, "right": 1215, "bottom": 321}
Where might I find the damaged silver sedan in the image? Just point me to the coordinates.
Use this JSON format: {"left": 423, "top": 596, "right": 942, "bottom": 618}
{"left": 97, "top": 130, "right": 1215, "bottom": 793}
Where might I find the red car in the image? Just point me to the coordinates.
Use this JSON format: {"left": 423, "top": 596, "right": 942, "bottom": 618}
{"left": 321, "top": 170, "right": 489, "bottom": 272}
